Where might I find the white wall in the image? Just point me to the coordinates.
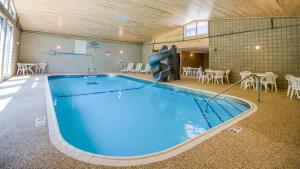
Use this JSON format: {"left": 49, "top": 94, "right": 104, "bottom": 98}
{"left": 141, "top": 42, "right": 153, "bottom": 64}
{"left": 19, "top": 32, "right": 143, "bottom": 73}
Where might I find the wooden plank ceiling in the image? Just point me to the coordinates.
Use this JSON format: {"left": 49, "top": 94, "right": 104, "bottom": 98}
{"left": 14, "top": 0, "right": 300, "bottom": 43}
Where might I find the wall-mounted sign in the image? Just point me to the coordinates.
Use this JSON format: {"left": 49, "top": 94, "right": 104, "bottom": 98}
{"left": 105, "top": 51, "right": 111, "bottom": 57}
{"left": 74, "top": 40, "right": 87, "bottom": 54}
{"left": 88, "top": 41, "right": 101, "bottom": 48}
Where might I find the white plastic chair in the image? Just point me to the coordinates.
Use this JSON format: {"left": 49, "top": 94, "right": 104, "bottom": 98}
{"left": 197, "top": 69, "right": 204, "bottom": 82}
{"left": 36, "top": 63, "right": 47, "bottom": 74}
{"left": 261, "top": 72, "right": 277, "bottom": 93}
{"left": 192, "top": 68, "right": 198, "bottom": 77}
{"left": 185, "top": 67, "right": 192, "bottom": 76}
{"left": 285, "top": 74, "right": 294, "bottom": 97}
{"left": 199, "top": 69, "right": 212, "bottom": 84}
{"left": 213, "top": 71, "right": 225, "bottom": 84}
{"left": 182, "top": 67, "right": 187, "bottom": 76}
{"left": 290, "top": 77, "right": 300, "bottom": 99}
{"left": 206, "top": 69, "right": 214, "bottom": 84}
{"left": 16, "top": 63, "right": 23, "bottom": 75}
{"left": 140, "top": 63, "right": 151, "bottom": 73}
{"left": 224, "top": 69, "right": 230, "bottom": 83}
{"left": 17, "top": 63, "right": 29, "bottom": 75}
{"left": 240, "top": 71, "right": 255, "bottom": 90}
{"left": 121, "top": 63, "right": 134, "bottom": 73}
{"left": 132, "top": 63, "right": 143, "bottom": 73}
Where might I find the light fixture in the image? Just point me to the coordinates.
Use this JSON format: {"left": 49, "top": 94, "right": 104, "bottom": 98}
{"left": 56, "top": 45, "right": 61, "bottom": 50}
{"left": 120, "top": 50, "right": 123, "bottom": 54}
{"left": 190, "top": 53, "right": 193, "bottom": 57}
{"left": 118, "top": 27, "right": 123, "bottom": 36}
{"left": 115, "top": 15, "right": 129, "bottom": 23}
{"left": 255, "top": 45, "right": 260, "bottom": 50}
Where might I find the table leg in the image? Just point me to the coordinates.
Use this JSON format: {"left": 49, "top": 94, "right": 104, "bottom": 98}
{"left": 256, "top": 77, "right": 261, "bottom": 102}
{"left": 28, "top": 66, "right": 35, "bottom": 75}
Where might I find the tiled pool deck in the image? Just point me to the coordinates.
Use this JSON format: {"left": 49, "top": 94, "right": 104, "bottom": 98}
{"left": 0, "top": 74, "right": 299, "bottom": 169}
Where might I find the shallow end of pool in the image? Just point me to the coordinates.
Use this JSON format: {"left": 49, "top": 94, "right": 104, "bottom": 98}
{"left": 44, "top": 74, "right": 257, "bottom": 166}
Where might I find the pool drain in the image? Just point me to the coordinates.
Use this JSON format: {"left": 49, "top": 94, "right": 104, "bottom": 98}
{"left": 228, "top": 126, "right": 242, "bottom": 134}
{"left": 35, "top": 116, "right": 46, "bottom": 127}
{"left": 86, "top": 82, "right": 98, "bottom": 85}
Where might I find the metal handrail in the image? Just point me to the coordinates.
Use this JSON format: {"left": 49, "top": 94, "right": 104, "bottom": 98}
{"left": 205, "top": 73, "right": 260, "bottom": 112}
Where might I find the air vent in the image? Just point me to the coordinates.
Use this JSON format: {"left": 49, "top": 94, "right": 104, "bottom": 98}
{"left": 35, "top": 116, "right": 46, "bottom": 127}
{"left": 115, "top": 15, "right": 129, "bottom": 23}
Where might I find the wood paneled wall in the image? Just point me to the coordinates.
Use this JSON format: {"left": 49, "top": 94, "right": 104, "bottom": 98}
{"left": 152, "top": 27, "right": 208, "bottom": 51}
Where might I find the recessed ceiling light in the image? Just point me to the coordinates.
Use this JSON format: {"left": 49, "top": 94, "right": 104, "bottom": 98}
{"left": 115, "top": 15, "right": 129, "bottom": 23}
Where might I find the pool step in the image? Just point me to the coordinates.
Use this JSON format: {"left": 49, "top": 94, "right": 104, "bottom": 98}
{"left": 194, "top": 98, "right": 224, "bottom": 128}
{"left": 194, "top": 97, "right": 246, "bottom": 128}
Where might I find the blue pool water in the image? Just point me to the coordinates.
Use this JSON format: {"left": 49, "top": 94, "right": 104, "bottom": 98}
{"left": 48, "top": 75, "right": 251, "bottom": 156}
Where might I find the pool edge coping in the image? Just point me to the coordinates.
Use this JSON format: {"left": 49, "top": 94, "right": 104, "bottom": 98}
{"left": 44, "top": 74, "right": 257, "bottom": 166}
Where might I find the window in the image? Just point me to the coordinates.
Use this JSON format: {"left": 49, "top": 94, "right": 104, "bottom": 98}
{"left": 0, "top": 17, "right": 4, "bottom": 77}
{"left": 197, "top": 21, "right": 208, "bottom": 35}
{"left": 8, "top": 1, "right": 16, "bottom": 19}
{"left": 184, "top": 20, "right": 208, "bottom": 37}
{"left": 8, "top": 7, "right": 15, "bottom": 19}
{"left": 0, "top": 0, "right": 9, "bottom": 9}
{"left": 3, "top": 24, "right": 13, "bottom": 76}
{"left": 184, "top": 21, "right": 197, "bottom": 37}
{"left": 0, "top": 0, "right": 18, "bottom": 78}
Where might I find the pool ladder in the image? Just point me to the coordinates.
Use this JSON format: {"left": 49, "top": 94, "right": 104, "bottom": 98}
{"left": 88, "top": 67, "right": 97, "bottom": 75}
{"left": 205, "top": 74, "right": 260, "bottom": 112}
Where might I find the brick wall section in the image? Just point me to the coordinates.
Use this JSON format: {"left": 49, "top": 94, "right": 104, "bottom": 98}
{"left": 209, "top": 17, "right": 300, "bottom": 88}
{"left": 19, "top": 32, "right": 142, "bottom": 73}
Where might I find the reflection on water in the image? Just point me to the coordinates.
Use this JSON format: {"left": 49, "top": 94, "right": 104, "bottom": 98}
{"left": 185, "top": 122, "right": 206, "bottom": 138}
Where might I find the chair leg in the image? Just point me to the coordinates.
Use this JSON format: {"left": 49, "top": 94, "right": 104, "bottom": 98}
{"left": 265, "top": 83, "right": 267, "bottom": 92}
{"left": 271, "top": 84, "right": 274, "bottom": 91}
{"left": 290, "top": 89, "right": 294, "bottom": 99}
{"left": 287, "top": 86, "right": 291, "bottom": 96}
{"left": 244, "top": 83, "right": 248, "bottom": 90}
{"left": 274, "top": 83, "right": 277, "bottom": 93}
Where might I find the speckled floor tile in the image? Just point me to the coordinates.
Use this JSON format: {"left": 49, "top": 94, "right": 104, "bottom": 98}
{"left": 0, "top": 74, "right": 299, "bottom": 169}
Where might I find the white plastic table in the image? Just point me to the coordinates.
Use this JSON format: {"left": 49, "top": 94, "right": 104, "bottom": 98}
{"left": 20, "top": 63, "right": 37, "bottom": 75}
{"left": 184, "top": 67, "right": 200, "bottom": 77}
{"left": 205, "top": 70, "right": 225, "bottom": 83}
{"left": 252, "top": 72, "right": 278, "bottom": 92}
